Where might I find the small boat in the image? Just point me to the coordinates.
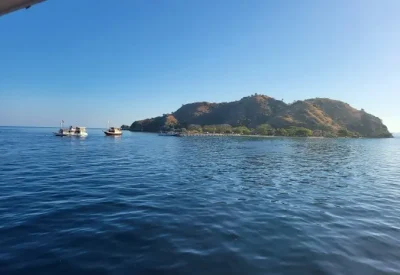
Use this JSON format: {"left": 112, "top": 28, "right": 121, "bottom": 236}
{"left": 159, "top": 131, "right": 179, "bottom": 136}
{"left": 54, "top": 126, "right": 88, "bottom": 137}
{"left": 104, "top": 127, "right": 122, "bottom": 136}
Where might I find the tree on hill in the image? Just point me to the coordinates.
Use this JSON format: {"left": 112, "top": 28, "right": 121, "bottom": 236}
{"left": 164, "top": 115, "right": 178, "bottom": 129}
{"left": 287, "top": 127, "right": 313, "bottom": 137}
{"left": 188, "top": 124, "right": 203, "bottom": 133}
{"left": 275, "top": 128, "right": 288, "bottom": 136}
{"left": 338, "top": 129, "right": 350, "bottom": 137}
{"left": 256, "top": 124, "right": 272, "bottom": 135}
{"left": 232, "top": 126, "right": 251, "bottom": 135}
{"left": 242, "top": 127, "right": 251, "bottom": 135}
{"left": 215, "top": 124, "right": 232, "bottom": 133}
{"left": 203, "top": 125, "right": 216, "bottom": 133}
{"left": 232, "top": 127, "right": 242, "bottom": 134}
{"left": 267, "top": 128, "right": 276, "bottom": 136}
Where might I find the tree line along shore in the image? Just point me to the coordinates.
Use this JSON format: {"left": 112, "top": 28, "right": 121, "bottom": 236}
{"left": 123, "top": 123, "right": 362, "bottom": 138}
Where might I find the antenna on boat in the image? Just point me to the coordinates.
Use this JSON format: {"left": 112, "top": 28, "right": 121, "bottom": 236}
{"left": 107, "top": 120, "right": 109, "bottom": 129}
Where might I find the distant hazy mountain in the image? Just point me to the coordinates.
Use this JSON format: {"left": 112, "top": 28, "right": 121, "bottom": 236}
{"left": 128, "top": 95, "right": 392, "bottom": 138}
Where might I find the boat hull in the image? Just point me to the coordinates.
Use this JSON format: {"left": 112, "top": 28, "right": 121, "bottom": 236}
{"left": 104, "top": 131, "right": 122, "bottom": 136}
{"left": 54, "top": 132, "right": 88, "bottom": 137}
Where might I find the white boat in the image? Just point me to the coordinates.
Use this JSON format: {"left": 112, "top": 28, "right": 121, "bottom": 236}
{"left": 104, "top": 127, "right": 122, "bottom": 136}
{"left": 54, "top": 126, "right": 88, "bottom": 137}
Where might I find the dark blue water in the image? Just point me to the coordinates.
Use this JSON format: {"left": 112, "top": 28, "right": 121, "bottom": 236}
{"left": 1, "top": 127, "right": 399, "bottom": 275}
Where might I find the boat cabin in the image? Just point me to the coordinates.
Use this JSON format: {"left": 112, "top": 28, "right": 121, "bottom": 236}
{"left": 75, "top": 127, "right": 87, "bottom": 134}
{"left": 108, "top": 127, "right": 122, "bottom": 133}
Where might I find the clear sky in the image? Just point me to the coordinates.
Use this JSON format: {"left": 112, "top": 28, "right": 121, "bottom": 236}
{"left": 0, "top": 0, "right": 399, "bottom": 131}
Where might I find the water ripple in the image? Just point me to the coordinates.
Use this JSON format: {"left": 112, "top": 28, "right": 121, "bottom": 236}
{"left": 0, "top": 127, "right": 400, "bottom": 274}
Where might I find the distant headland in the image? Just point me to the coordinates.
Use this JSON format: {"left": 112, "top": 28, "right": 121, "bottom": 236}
{"left": 123, "top": 94, "right": 393, "bottom": 138}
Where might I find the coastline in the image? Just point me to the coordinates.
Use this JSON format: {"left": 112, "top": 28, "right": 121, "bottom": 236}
{"left": 173, "top": 133, "right": 326, "bottom": 138}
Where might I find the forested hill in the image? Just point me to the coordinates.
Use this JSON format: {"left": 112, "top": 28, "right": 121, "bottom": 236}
{"left": 127, "top": 95, "right": 392, "bottom": 138}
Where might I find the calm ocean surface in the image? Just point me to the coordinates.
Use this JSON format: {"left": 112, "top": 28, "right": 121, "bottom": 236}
{"left": 0, "top": 127, "right": 399, "bottom": 275}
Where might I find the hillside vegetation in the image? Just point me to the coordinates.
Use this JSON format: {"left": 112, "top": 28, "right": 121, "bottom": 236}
{"left": 127, "top": 95, "right": 392, "bottom": 138}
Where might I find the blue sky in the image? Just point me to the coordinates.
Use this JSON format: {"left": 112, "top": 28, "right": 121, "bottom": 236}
{"left": 0, "top": 0, "right": 399, "bottom": 131}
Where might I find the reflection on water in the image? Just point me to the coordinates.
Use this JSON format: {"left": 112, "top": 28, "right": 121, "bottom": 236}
{"left": 0, "top": 128, "right": 400, "bottom": 275}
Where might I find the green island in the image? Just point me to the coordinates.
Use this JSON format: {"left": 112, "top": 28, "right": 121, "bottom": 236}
{"left": 124, "top": 95, "right": 392, "bottom": 138}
